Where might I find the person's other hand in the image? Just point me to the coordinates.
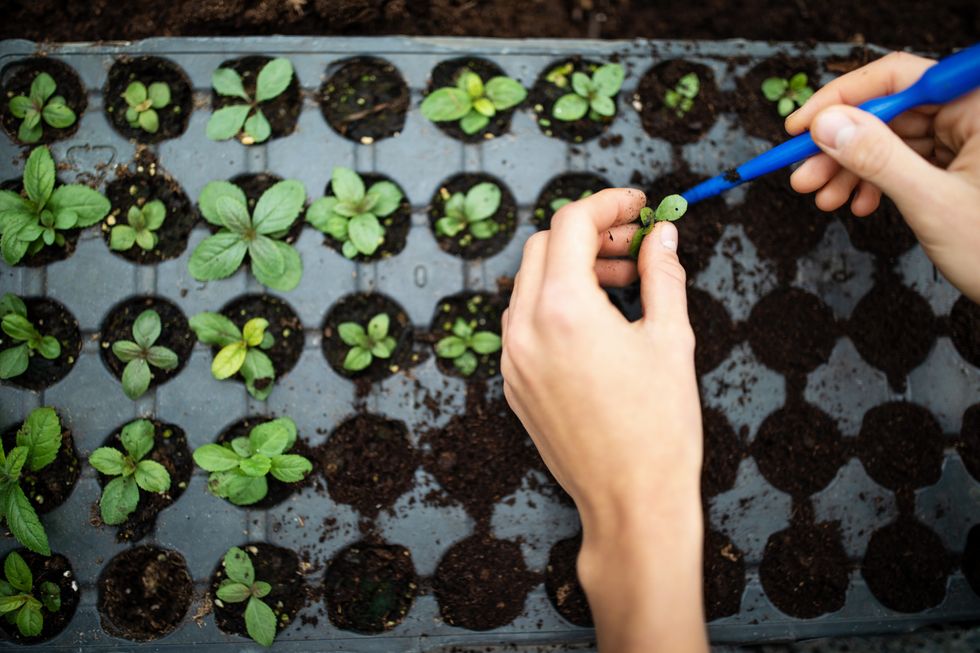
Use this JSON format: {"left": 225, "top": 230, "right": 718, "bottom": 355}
{"left": 501, "top": 188, "right": 706, "bottom": 652}
{"left": 786, "top": 51, "right": 980, "bottom": 301}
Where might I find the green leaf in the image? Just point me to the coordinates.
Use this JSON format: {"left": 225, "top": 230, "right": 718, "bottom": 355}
{"left": 2, "top": 314, "right": 37, "bottom": 342}
{"left": 199, "top": 181, "right": 248, "bottom": 227}
{"left": 470, "top": 219, "right": 499, "bottom": 240}
{"left": 365, "top": 181, "right": 402, "bottom": 217}
{"left": 5, "top": 484, "right": 49, "bottom": 555}
{"left": 593, "top": 63, "right": 625, "bottom": 97}
{"left": 458, "top": 70, "right": 484, "bottom": 98}
{"left": 459, "top": 110, "right": 490, "bottom": 135}
{"left": 138, "top": 108, "right": 159, "bottom": 133}
{"left": 109, "top": 225, "right": 137, "bottom": 251}
{"left": 148, "top": 82, "right": 171, "bottom": 108}
{"left": 252, "top": 180, "right": 305, "bottom": 235}
{"left": 552, "top": 93, "right": 589, "bottom": 121}
{"left": 451, "top": 318, "right": 473, "bottom": 338}
{"left": 39, "top": 581, "right": 59, "bottom": 612}
{"left": 761, "top": 77, "right": 788, "bottom": 101}
{"left": 145, "top": 345, "right": 178, "bottom": 370}
{"left": 230, "top": 437, "right": 252, "bottom": 458}
{"left": 465, "top": 183, "right": 501, "bottom": 222}
{"left": 0, "top": 294, "right": 27, "bottom": 319}
{"left": 30, "top": 73, "right": 56, "bottom": 105}
{"left": 0, "top": 595, "right": 26, "bottom": 614}
{"left": 239, "top": 454, "right": 271, "bottom": 477}
{"left": 89, "top": 447, "right": 126, "bottom": 476}
{"left": 435, "top": 335, "right": 467, "bottom": 359}
{"left": 331, "top": 168, "right": 365, "bottom": 205}
{"left": 212, "top": 341, "right": 247, "bottom": 379}
{"left": 343, "top": 346, "right": 372, "bottom": 372}
{"left": 216, "top": 579, "right": 251, "bottom": 603}
{"left": 677, "top": 73, "right": 700, "bottom": 99}
{"left": 253, "top": 581, "right": 271, "bottom": 599}
{"left": 36, "top": 335, "right": 59, "bottom": 360}
{"left": 571, "top": 72, "right": 593, "bottom": 98}
{"left": 268, "top": 417, "right": 297, "bottom": 450}
{"left": 215, "top": 195, "right": 252, "bottom": 236}
{"left": 4, "top": 446, "right": 27, "bottom": 479}
{"left": 255, "top": 58, "right": 294, "bottom": 103}
{"left": 245, "top": 596, "right": 277, "bottom": 647}
{"left": 194, "top": 444, "right": 241, "bottom": 472}
{"left": 472, "top": 97, "right": 496, "bottom": 117}
{"left": 269, "top": 454, "right": 312, "bottom": 483}
{"left": 23, "top": 147, "right": 54, "bottom": 208}
{"left": 777, "top": 96, "right": 795, "bottom": 117}
{"left": 421, "top": 87, "right": 472, "bottom": 122}
{"left": 305, "top": 197, "right": 341, "bottom": 233}
{"left": 121, "top": 358, "right": 152, "bottom": 399}
{"left": 142, "top": 200, "right": 166, "bottom": 230}
{"left": 454, "top": 350, "right": 477, "bottom": 376}
{"left": 17, "top": 407, "right": 61, "bottom": 472}
{"left": 111, "top": 340, "right": 143, "bottom": 363}
{"left": 249, "top": 421, "right": 290, "bottom": 457}
{"left": 789, "top": 72, "right": 808, "bottom": 90}
{"left": 212, "top": 68, "right": 249, "bottom": 100}
{"left": 255, "top": 241, "right": 302, "bottom": 292}
{"left": 470, "top": 331, "right": 502, "bottom": 354}
{"left": 189, "top": 312, "right": 241, "bottom": 346}
{"left": 0, "top": 344, "right": 30, "bottom": 380}
{"left": 16, "top": 602, "right": 43, "bottom": 637}
{"left": 216, "top": 473, "right": 267, "bottom": 505}
{"left": 435, "top": 216, "right": 464, "bottom": 238}
{"left": 135, "top": 459, "right": 171, "bottom": 493}
{"left": 100, "top": 475, "right": 138, "bottom": 525}
{"left": 484, "top": 77, "right": 527, "bottom": 110}
{"left": 653, "top": 194, "right": 688, "bottom": 222}
{"left": 189, "top": 232, "right": 249, "bottom": 281}
{"left": 368, "top": 313, "right": 390, "bottom": 340}
{"left": 243, "top": 110, "right": 271, "bottom": 144}
{"left": 48, "top": 185, "right": 110, "bottom": 228}
{"left": 132, "top": 309, "right": 161, "bottom": 349}
{"left": 348, "top": 213, "right": 383, "bottom": 255}
{"left": 123, "top": 81, "right": 147, "bottom": 107}
{"left": 795, "top": 86, "right": 814, "bottom": 105}
{"left": 53, "top": 209, "right": 76, "bottom": 230}
{"left": 248, "top": 234, "right": 284, "bottom": 282}
{"left": 223, "top": 546, "right": 255, "bottom": 585}
{"left": 338, "top": 322, "right": 366, "bottom": 347}
{"left": 120, "top": 419, "right": 155, "bottom": 461}
{"left": 8, "top": 96, "right": 32, "bottom": 119}
{"left": 206, "top": 104, "right": 251, "bottom": 141}
{"left": 242, "top": 318, "right": 268, "bottom": 348}
{"left": 590, "top": 94, "right": 615, "bottom": 117}
{"left": 241, "top": 349, "right": 275, "bottom": 400}
{"left": 17, "top": 118, "right": 42, "bottom": 144}
{"left": 3, "top": 552, "right": 31, "bottom": 593}
{"left": 341, "top": 240, "right": 358, "bottom": 258}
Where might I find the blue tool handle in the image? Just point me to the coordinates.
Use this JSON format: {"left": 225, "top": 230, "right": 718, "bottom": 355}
{"left": 682, "top": 42, "right": 980, "bottom": 206}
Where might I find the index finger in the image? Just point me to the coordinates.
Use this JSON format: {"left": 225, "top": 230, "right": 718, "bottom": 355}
{"left": 785, "top": 51, "right": 936, "bottom": 135}
{"left": 545, "top": 187, "right": 646, "bottom": 283}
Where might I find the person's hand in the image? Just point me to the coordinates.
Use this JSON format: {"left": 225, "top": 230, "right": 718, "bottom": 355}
{"left": 501, "top": 189, "right": 707, "bottom": 652}
{"left": 785, "top": 51, "right": 980, "bottom": 302}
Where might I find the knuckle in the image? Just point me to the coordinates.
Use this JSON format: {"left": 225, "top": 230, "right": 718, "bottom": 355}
{"left": 535, "top": 288, "right": 579, "bottom": 333}
{"left": 522, "top": 231, "right": 548, "bottom": 257}
{"left": 849, "top": 128, "right": 893, "bottom": 179}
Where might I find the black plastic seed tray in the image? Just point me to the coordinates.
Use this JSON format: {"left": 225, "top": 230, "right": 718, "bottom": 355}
{"left": 1, "top": 36, "right": 979, "bottom": 651}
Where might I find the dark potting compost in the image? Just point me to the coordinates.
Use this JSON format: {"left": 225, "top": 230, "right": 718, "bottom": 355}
{"left": 103, "top": 56, "right": 193, "bottom": 143}
{"left": 0, "top": 550, "right": 80, "bottom": 644}
{"left": 1, "top": 297, "right": 81, "bottom": 391}
{"left": 545, "top": 535, "right": 593, "bottom": 627}
{"left": 318, "top": 56, "right": 409, "bottom": 143}
{"left": 322, "top": 541, "right": 418, "bottom": 633}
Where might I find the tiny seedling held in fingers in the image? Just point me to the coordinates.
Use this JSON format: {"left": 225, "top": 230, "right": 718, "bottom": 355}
{"left": 552, "top": 62, "right": 625, "bottom": 122}
{"left": 122, "top": 81, "right": 171, "bottom": 134}
{"left": 88, "top": 419, "right": 171, "bottom": 525}
{"left": 111, "top": 309, "right": 179, "bottom": 400}
{"left": 193, "top": 417, "right": 312, "bottom": 507}
{"left": 664, "top": 73, "right": 700, "bottom": 118}
{"left": 435, "top": 182, "right": 502, "bottom": 241}
{"left": 0, "top": 550, "right": 61, "bottom": 637}
{"left": 421, "top": 68, "right": 527, "bottom": 135}
{"left": 109, "top": 200, "right": 166, "bottom": 252}
{"left": 189, "top": 312, "right": 276, "bottom": 400}
{"left": 761, "top": 72, "right": 814, "bottom": 117}
{"left": 207, "top": 58, "right": 294, "bottom": 144}
{"left": 215, "top": 546, "right": 279, "bottom": 647}
{"left": 7, "top": 72, "right": 76, "bottom": 143}
{"left": 0, "top": 294, "right": 60, "bottom": 381}
{"left": 306, "top": 168, "right": 402, "bottom": 258}
{"left": 629, "top": 194, "right": 689, "bottom": 258}
{"left": 435, "top": 317, "right": 502, "bottom": 376}
{"left": 338, "top": 312, "right": 397, "bottom": 372}
{"left": 0, "top": 407, "right": 63, "bottom": 555}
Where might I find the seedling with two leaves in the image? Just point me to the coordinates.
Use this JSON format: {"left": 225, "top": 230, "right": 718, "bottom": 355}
{"left": 109, "top": 200, "right": 166, "bottom": 252}
{"left": 306, "top": 168, "right": 402, "bottom": 259}
{"left": 193, "top": 417, "right": 312, "bottom": 506}
{"left": 435, "top": 182, "right": 502, "bottom": 241}
{"left": 215, "top": 547, "right": 280, "bottom": 647}
{"left": 7, "top": 72, "right": 76, "bottom": 143}
{"left": 189, "top": 179, "right": 305, "bottom": 291}
{"left": 122, "top": 81, "right": 171, "bottom": 134}
{"left": 0, "top": 146, "right": 110, "bottom": 265}
{"left": 0, "top": 550, "right": 61, "bottom": 638}
{"left": 435, "top": 318, "right": 502, "bottom": 377}
{"left": 111, "top": 309, "right": 178, "bottom": 400}
{"left": 664, "top": 73, "right": 700, "bottom": 118}
{"left": 0, "top": 407, "right": 62, "bottom": 555}
{"left": 88, "top": 419, "right": 171, "bottom": 525}
{"left": 628, "top": 194, "right": 689, "bottom": 258}
{"left": 189, "top": 312, "right": 276, "bottom": 400}
{"left": 0, "top": 294, "right": 60, "bottom": 381}
{"left": 207, "top": 58, "right": 294, "bottom": 144}
{"left": 552, "top": 63, "right": 625, "bottom": 122}
{"left": 420, "top": 69, "right": 527, "bottom": 135}
{"left": 339, "top": 313, "right": 397, "bottom": 372}
{"left": 762, "top": 72, "right": 814, "bottom": 117}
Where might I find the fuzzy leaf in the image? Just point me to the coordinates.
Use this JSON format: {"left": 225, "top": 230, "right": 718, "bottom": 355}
{"left": 459, "top": 110, "right": 489, "bottom": 135}
{"left": 148, "top": 82, "right": 170, "bottom": 108}
{"left": 593, "top": 64, "right": 625, "bottom": 97}
{"left": 48, "top": 185, "right": 110, "bottom": 228}
{"left": 4, "top": 447, "right": 27, "bottom": 480}
{"left": 217, "top": 580, "right": 251, "bottom": 603}
{"left": 100, "top": 475, "right": 138, "bottom": 525}
{"left": 777, "top": 96, "right": 795, "bottom": 117}
{"left": 0, "top": 294, "right": 27, "bottom": 319}
{"left": 212, "top": 341, "right": 247, "bottom": 379}
{"left": 39, "top": 581, "right": 59, "bottom": 612}
{"left": 590, "top": 94, "right": 615, "bottom": 117}
{"left": 348, "top": 213, "right": 383, "bottom": 255}
{"left": 4, "top": 485, "right": 49, "bottom": 555}
{"left": 465, "top": 183, "right": 501, "bottom": 221}
{"left": 8, "top": 96, "right": 32, "bottom": 119}
{"left": 365, "top": 181, "right": 402, "bottom": 217}
{"left": 23, "top": 147, "right": 54, "bottom": 208}
{"left": 194, "top": 444, "right": 241, "bottom": 472}
{"left": 249, "top": 421, "right": 290, "bottom": 457}
{"left": 470, "top": 331, "right": 502, "bottom": 354}
{"left": 212, "top": 68, "right": 249, "bottom": 100}
{"left": 245, "top": 596, "right": 277, "bottom": 647}
{"left": 135, "top": 459, "right": 170, "bottom": 493}
{"left": 241, "top": 349, "right": 275, "bottom": 401}
{"left": 216, "top": 195, "right": 252, "bottom": 235}
{"left": 255, "top": 241, "right": 302, "bottom": 291}
{"left": 230, "top": 437, "right": 252, "bottom": 458}
{"left": 255, "top": 58, "right": 293, "bottom": 103}
{"left": 123, "top": 81, "right": 147, "bottom": 106}
{"left": 249, "top": 235, "right": 286, "bottom": 282}
{"left": 109, "top": 225, "right": 137, "bottom": 251}
{"left": 469, "top": 219, "right": 499, "bottom": 240}
{"left": 253, "top": 581, "right": 271, "bottom": 598}
{"left": 42, "top": 101, "right": 75, "bottom": 129}
{"left": 472, "top": 97, "right": 496, "bottom": 117}
{"left": 243, "top": 110, "right": 271, "bottom": 143}
{"left": 368, "top": 313, "right": 390, "bottom": 341}
{"left": 138, "top": 109, "right": 159, "bottom": 133}
{"left": 242, "top": 318, "right": 268, "bottom": 348}
{"left": 252, "top": 180, "right": 305, "bottom": 235}
{"left": 338, "top": 322, "right": 366, "bottom": 347}
{"left": 121, "top": 419, "right": 155, "bottom": 461}
{"left": 343, "top": 346, "right": 372, "bottom": 372}
{"left": 189, "top": 312, "right": 241, "bottom": 347}
{"left": 761, "top": 77, "right": 787, "bottom": 101}
{"left": 435, "top": 335, "right": 467, "bottom": 359}
{"left": 223, "top": 546, "right": 255, "bottom": 585}
{"left": 305, "top": 197, "right": 341, "bottom": 233}
{"left": 3, "top": 552, "right": 31, "bottom": 594}
{"left": 0, "top": 344, "right": 29, "bottom": 379}
{"left": 216, "top": 473, "right": 267, "bottom": 505}
{"left": 122, "top": 358, "right": 152, "bottom": 399}
{"left": 653, "top": 194, "right": 688, "bottom": 222}
{"left": 484, "top": 77, "right": 526, "bottom": 110}
{"left": 330, "top": 168, "right": 365, "bottom": 205}
{"left": 189, "top": 232, "right": 249, "bottom": 281}
{"left": 0, "top": 595, "right": 26, "bottom": 614}
{"left": 89, "top": 447, "right": 126, "bottom": 476}
{"left": 199, "top": 182, "right": 248, "bottom": 227}
{"left": 454, "top": 350, "right": 477, "bottom": 376}
{"left": 145, "top": 345, "right": 178, "bottom": 370}
{"left": 30, "top": 73, "right": 56, "bottom": 105}
{"left": 421, "top": 87, "right": 472, "bottom": 122}
{"left": 269, "top": 454, "right": 312, "bottom": 483}
{"left": 239, "top": 454, "right": 271, "bottom": 477}
{"left": 111, "top": 340, "right": 143, "bottom": 363}
{"left": 17, "top": 407, "right": 61, "bottom": 472}
{"left": 571, "top": 72, "right": 593, "bottom": 98}
{"left": 206, "top": 104, "right": 250, "bottom": 141}
{"left": 16, "top": 602, "right": 43, "bottom": 637}
{"left": 132, "top": 309, "right": 161, "bottom": 348}
{"left": 2, "top": 314, "right": 37, "bottom": 342}
{"left": 552, "top": 93, "right": 589, "bottom": 121}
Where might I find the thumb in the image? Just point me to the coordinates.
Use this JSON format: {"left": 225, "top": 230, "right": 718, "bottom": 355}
{"left": 810, "top": 105, "right": 953, "bottom": 220}
{"left": 638, "top": 221, "right": 691, "bottom": 333}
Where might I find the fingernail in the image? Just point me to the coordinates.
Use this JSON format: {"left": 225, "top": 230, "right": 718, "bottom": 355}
{"left": 813, "top": 110, "right": 856, "bottom": 150}
{"left": 659, "top": 222, "right": 678, "bottom": 251}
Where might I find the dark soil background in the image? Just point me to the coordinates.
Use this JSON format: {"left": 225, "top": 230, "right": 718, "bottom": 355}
{"left": 5, "top": 1, "right": 975, "bottom": 52}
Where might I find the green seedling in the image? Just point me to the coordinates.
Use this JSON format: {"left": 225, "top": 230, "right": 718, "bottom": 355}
{"left": 629, "top": 194, "right": 689, "bottom": 258}
{"left": 89, "top": 419, "right": 171, "bottom": 525}
{"left": 664, "top": 73, "right": 700, "bottom": 118}
{"left": 338, "top": 313, "right": 396, "bottom": 372}
{"left": 435, "top": 182, "right": 501, "bottom": 241}
{"left": 0, "top": 407, "right": 62, "bottom": 555}
{"left": 549, "top": 190, "right": 593, "bottom": 214}
{"left": 420, "top": 68, "right": 527, "bottom": 135}
{"left": 7, "top": 72, "right": 76, "bottom": 143}
{"left": 0, "top": 294, "right": 60, "bottom": 381}
{"left": 761, "top": 72, "right": 814, "bottom": 117}
{"left": 306, "top": 168, "right": 402, "bottom": 258}
{"left": 189, "top": 312, "right": 276, "bottom": 400}
{"left": 111, "top": 309, "right": 178, "bottom": 400}
{"left": 0, "top": 146, "right": 110, "bottom": 265}
{"left": 122, "top": 81, "right": 170, "bottom": 134}
{"left": 0, "top": 550, "right": 61, "bottom": 638}
{"left": 110, "top": 200, "right": 166, "bottom": 252}
{"left": 189, "top": 179, "right": 305, "bottom": 291}
{"left": 193, "top": 417, "right": 312, "bottom": 507}
{"left": 206, "top": 58, "right": 293, "bottom": 144}
{"left": 552, "top": 63, "right": 625, "bottom": 122}
{"left": 215, "top": 547, "right": 280, "bottom": 647}
{"left": 435, "top": 317, "right": 501, "bottom": 376}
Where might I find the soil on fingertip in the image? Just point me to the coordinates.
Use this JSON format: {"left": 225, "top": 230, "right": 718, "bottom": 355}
{"left": 733, "top": 55, "right": 820, "bottom": 143}
{"left": 1, "top": 420, "right": 80, "bottom": 514}
{"left": 857, "top": 401, "right": 944, "bottom": 492}
{"left": 862, "top": 517, "right": 952, "bottom": 613}
{"left": 427, "top": 291, "right": 505, "bottom": 380}
{"left": 532, "top": 172, "right": 610, "bottom": 230}
{"left": 322, "top": 541, "right": 418, "bottom": 633}
{"left": 104, "top": 56, "right": 193, "bottom": 143}
{"left": 0, "top": 550, "right": 80, "bottom": 644}
{"left": 634, "top": 59, "right": 725, "bottom": 145}
{"left": 530, "top": 57, "right": 620, "bottom": 143}
{"left": 321, "top": 292, "right": 416, "bottom": 383}
{"left": 219, "top": 293, "right": 304, "bottom": 381}
{"left": 425, "top": 57, "right": 521, "bottom": 142}
{"left": 428, "top": 173, "right": 518, "bottom": 260}
{"left": 1, "top": 57, "right": 86, "bottom": 145}
{"left": 544, "top": 534, "right": 593, "bottom": 627}
{"left": 0, "top": 297, "right": 81, "bottom": 391}
{"left": 319, "top": 56, "right": 409, "bottom": 143}
{"left": 704, "top": 529, "right": 745, "bottom": 621}
{"left": 210, "top": 55, "right": 301, "bottom": 142}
